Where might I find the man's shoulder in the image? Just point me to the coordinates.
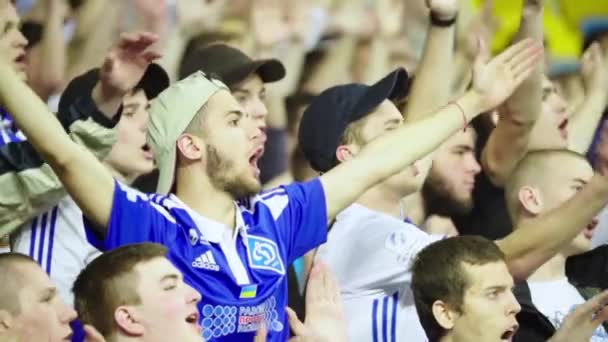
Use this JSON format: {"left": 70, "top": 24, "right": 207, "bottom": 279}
{"left": 238, "top": 178, "right": 324, "bottom": 218}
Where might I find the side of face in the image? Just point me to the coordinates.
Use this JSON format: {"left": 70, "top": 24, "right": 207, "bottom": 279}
{"left": 104, "top": 89, "right": 155, "bottom": 180}
{"left": 528, "top": 77, "right": 570, "bottom": 150}
{"left": 519, "top": 157, "right": 595, "bottom": 256}
{"left": 178, "top": 90, "right": 263, "bottom": 198}
{"left": 0, "top": 0, "right": 27, "bottom": 80}
{"left": 337, "top": 99, "right": 422, "bottom": 194}
{"left": 115, "top": 257, "right": 203, "bottom": 342}
{"left": 424, "top": 128, "right": 481, "bottom": 216}
{"left": 443, "top": 261, "right": 520, "bottom": 342}
{"left": 12, "top": 262, "right": 76, "bottom": 342}
{"left": 231, "top": 74, "right": 268, "bottom": 144}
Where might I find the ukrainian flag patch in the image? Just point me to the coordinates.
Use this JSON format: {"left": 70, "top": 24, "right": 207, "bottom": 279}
{"left": 240, "top": 284, "right": 258, "bottom": 299}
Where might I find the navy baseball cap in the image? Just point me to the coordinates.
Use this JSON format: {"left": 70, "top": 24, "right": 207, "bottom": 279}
{"left": 56, "top": 63, "right": 169, "bottom": 131}
{"left": 298, "top": 68, "right": 411, "bottom": 173}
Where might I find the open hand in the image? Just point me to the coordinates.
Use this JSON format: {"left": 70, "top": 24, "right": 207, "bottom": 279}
{"left": 549, "top": 290, "right": 608, "bottom": 342}
{"left": 472, "top": 37, "right": 543, "bottom": 112}
{"left": 581, "top": 42, "right": 608, "bottom": 94}
{"left": 287, "top": 262, "right": 348, "bottom": 342}
{"left": 84, "top": 324, "right": 107, "bottom": 342}
{"left": 98, "top": 31, "right": 162, "bottom": 98}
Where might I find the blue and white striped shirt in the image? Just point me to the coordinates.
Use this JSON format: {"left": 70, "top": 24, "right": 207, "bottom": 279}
{"left": 0, "top": 108, "right": 26, "bottom": 146}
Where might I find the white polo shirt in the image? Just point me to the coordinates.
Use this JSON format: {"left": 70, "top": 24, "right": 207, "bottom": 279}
{"left": 315, "top": 204, "right": 444, "bottom": 342}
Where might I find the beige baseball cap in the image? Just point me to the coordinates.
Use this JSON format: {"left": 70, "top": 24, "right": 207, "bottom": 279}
{"left": 148, "top": 71, "right": 228, "bottom": 194}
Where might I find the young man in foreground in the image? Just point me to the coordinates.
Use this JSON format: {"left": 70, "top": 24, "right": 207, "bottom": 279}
{"left": 411, "top": 236, "right": 608, "bottom": 342}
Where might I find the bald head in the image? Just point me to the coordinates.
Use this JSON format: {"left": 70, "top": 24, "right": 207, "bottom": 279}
{"left": 0, "top": 253, "right": 38, "bottom": 315}
{"left": 505, "top": 149, "right": 592, "bottom": 222}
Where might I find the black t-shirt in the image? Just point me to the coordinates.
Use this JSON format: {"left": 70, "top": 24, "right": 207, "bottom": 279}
{"left": 452, "top": 170, "right": 513, "bottom": 239}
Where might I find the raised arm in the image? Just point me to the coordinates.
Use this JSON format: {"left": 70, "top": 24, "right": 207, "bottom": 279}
{"left": 568, "top": 43, "right": 608, "bottom": 154}
{"left": 497, "top": 173, "right": 608, "bottom": 280}
{"left": 497, "top": 125, "right": 608, "bottom": 280}
{"left": 28, "top": 0, "right": 67, "bottom": 100}
{"left": 0, "top": 32, "right": 160, "bottom": 232}
{"left": 404, "top": 0, "right": 457, "bottom": 122}
{"left": 321, "top": 39, "right": 543, "bottom": 220}
{"left": 482, "top": 0, "right": 544, "bottom": 186}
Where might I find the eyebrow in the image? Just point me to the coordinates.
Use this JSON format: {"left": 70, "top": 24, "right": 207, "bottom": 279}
{"left": 384, "top": 118, "right": 402, "bottom": 127}
{"left": 160, "top": 274, "right": 180, "bottom": 283}
{"left": 123, "top": 103, "right": 141, "bottom": 113}
{"left": 225, "top": 110, "right": 244, "bottom": 117}
{"left": 451, "top": 144, "right": 474, "bottom": 151}
{"left": 232, "top": 88, "right": 250, "bottom": 95}
{"left": 572, "top": 178, "right": 587, "bottom": 186}
{"left": 484, "top": 285, "right": 508, "bottom": 293}
{"left": 41, "top": 287, "right": 57, "bottom": 299}
{"left": 233, "top": 86, "right": 266, "bottom": 95}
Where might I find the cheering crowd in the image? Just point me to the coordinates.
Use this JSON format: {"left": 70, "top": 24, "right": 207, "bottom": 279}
{"left": 2, "top": 0, "right": 608, "bottom": 341}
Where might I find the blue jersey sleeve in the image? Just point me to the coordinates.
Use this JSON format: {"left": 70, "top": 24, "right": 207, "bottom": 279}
{"left": 85, "top": 180, "right": 176, "bottom": 251}
{"left": 263, "top": 178, "right": 328, "bottom": 264}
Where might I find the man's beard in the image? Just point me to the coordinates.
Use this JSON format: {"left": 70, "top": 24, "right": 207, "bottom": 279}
{"left": 206, "top": 144, "right": 260, "bottom": 199}
{"left": 422, "top": 171, "right": 473, "bottom": 218}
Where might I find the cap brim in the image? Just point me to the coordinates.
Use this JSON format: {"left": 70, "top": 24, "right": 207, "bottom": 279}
{"left": 226, "top": 59, "right": 286, "bottom": 85}
{"left": 136, "top": 63, "right": 170, "bottom": 100}
{"left": 252, "top": 59, "right": 286, "bottom": 83}
{"left": 155, "top": 144, "right": 177, "bottom": 195}
{"left": 352, "top": 68, "right": 410, "bottom": 121}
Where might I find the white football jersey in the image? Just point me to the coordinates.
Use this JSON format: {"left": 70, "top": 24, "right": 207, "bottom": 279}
{"left": 316, "top": 204, "right": 443, "bottom": 342}
{"left": 12, "top": 196, "right": 101, "bottom": 306}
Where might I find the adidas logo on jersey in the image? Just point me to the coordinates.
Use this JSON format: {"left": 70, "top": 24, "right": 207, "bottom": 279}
{"left": 192, "top": 251, "right": 220, "bottom": 271}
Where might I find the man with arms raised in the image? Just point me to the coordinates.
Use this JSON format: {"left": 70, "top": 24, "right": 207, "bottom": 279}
{"left": 505, "top": 148, "right": 608, "bottom": 341}
{"left": 0, "top": 24, "right": 541, "bottom": 342}
{"left": 9, "top": 32, "right": 168, "bottom": 306}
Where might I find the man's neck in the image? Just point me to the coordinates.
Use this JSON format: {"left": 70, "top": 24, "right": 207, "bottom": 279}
{"left": 175, "top": 175, "right": 237, "bottom": 229}
{"left": 356, "top": 183, "right": 409, "bottom": 220}
{"left": 103, "top": 162, "right": 137, "bottom": 185}
{"left": 516, "top": 218, "right": 567, "bottom": 282}
{"left": 527, "top": 254, "right": 567, "bottom": 282}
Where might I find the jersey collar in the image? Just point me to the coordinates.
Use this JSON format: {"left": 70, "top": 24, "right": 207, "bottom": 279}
{"left": 169, "top": 195, "right": 248, "bottom": 244}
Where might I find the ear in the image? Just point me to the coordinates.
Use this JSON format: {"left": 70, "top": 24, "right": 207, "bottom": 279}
{"left": 176, "top": 134, "right": 204, "bottom": 161}
{"left": 432, "top": 300, "right": 457, "bottom": 331}
{"left": 0, "top": 310, "right": 13, "bottom": 332}
{"left": 114, "top": 306, "right": 145, "bottom": 337}
{"left": 518, "top": 185, "right": 543, "bottom": 215}
{"left": 336, "top": 144, "right": 359, "bottom": 163}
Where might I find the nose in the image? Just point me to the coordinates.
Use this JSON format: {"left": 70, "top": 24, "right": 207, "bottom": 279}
{"left": 506, "top": 291, "right": 522, "bottom": 316}
{"left": 251, "top": 97, "right": 268, "bottom": 126}
{"left": 246, "top": 115, "right": 265, "bottom": 144}
{"left": 60, "top": 303, "right": 78, "bottom": 323}
{"left": 186, "top": 284, "right": 202, "bottom": 304}
{"left": 555, "top": 96, "right": 569, "bottom": 118}
{"left": 466, "top": 154, "right": 482, "bottom": 174}
{"left": 14, "top": 30, "right": 28, "bottom": 49}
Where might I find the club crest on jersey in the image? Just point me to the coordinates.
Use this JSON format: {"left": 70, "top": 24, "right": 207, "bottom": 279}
{"left": 188, "top": 228, "right": 199, "bottom": 245}
{"left": 245, "top": 235, "right": 285, "bottom": 275}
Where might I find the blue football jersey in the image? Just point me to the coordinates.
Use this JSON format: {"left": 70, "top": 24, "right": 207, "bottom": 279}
{"left": 86, "top": 179, "right": 328, "bottom": 341}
